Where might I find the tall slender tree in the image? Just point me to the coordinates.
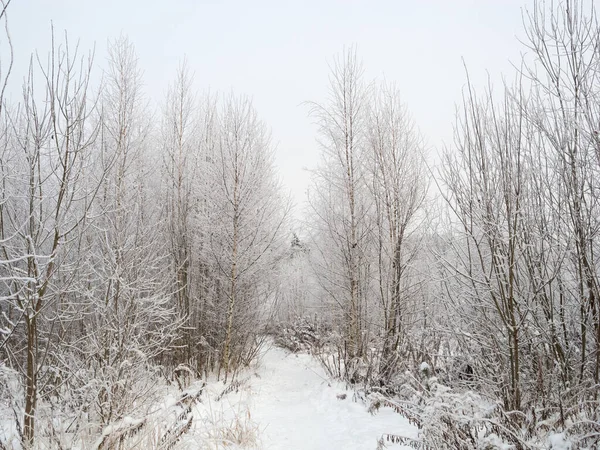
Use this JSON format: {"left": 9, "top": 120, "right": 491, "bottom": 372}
{"left": 207, "top": 93, "right": 287, "bottom": 379}
{"left": 366, "top": 81, "right": 428, "bottom": 381}
{"left": 308, "top": 47, "right": 371, "bottom": 360}
{"left": 0, "top": 31, "right": 102, "bottom": 446}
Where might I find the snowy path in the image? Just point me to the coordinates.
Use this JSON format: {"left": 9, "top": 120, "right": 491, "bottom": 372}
{"left": 246, "top": 344, "right": 418, "bottom": 450}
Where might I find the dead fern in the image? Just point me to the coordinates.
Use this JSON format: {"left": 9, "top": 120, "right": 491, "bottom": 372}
{"left": 97, "top": 418, "right": 147, "bottom": 450}
{"left": 380, "top": 434, "right": 422, "bottom": 448}
{"left": 368, "top": 395, "right": 422, "bottom": 428}
{"left": 216, "top": 376, "right": 249, "bottom": 401}
{"left": 159, "top": 386, "right": 204, "bottom": 449}
{"left": 159, "top": 414, "right": 193, "bottom": 450}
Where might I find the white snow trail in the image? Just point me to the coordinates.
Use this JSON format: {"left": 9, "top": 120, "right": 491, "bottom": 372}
{"left": 247, "top": 344, "right": 419, "bottom": 450}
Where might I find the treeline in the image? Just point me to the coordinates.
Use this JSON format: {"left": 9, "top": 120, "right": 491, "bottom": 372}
{"left": 0, "top": 30, "right": 287, "bottom": 447}
{"left": 296, "top": 0, "right": 600, "bottom": 447}
{"left": 3, "top": 0, "right": 600, "bottom": 448}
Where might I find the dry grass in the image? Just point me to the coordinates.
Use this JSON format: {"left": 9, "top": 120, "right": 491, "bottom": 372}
{"left": 205, "top": 407, "right": 261, "bottom": 449}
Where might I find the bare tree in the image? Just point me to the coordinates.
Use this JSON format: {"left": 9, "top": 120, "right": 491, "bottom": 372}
{"left": 161, "top": 60, "right": 199, "bottom": 367}
{"left": 0, "top": 30, "right": 101, "bottom": 446}
{"left": 307, "top": 47, "right": 371, "bottom": 360}
{"left": 440, "top": 75, "right": 537, "bottom": 411}
{"left": 82, "top": 35, "right": 176, "bottom": 426}
{"left": 207, "top": 93, "right": 288, "bottom": 379}
{"left": 521, "top": 0, "right": 600, "bottom": 387}
{"left": 366, "top": 81, "right": 428, "bottom": 381}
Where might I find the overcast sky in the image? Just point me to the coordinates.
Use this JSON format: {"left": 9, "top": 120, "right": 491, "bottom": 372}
{"left": 7, "top": 0, "right": 530, "bottom": 205}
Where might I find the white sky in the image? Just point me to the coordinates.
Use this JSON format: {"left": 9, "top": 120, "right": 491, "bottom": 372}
{"left": 7, "top": 0, "right": 530, "bottom": 205}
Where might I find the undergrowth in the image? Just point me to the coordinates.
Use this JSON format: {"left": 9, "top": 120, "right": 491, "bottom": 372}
{"left": 272, "top": 316, "right": 595, "bottom": 449}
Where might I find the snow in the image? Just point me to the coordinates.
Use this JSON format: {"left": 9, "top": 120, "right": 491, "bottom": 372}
{"left": 478, "top": 433, "right": 515, "bottom": 450}
{"left": 0, "top": 343, "right": 419, "bottom": 449}
{"left": 548, "top": 432, "right": 572, "bottom": 450}
{"left": 243, "top": 344, "right": 418, "bottom": 449}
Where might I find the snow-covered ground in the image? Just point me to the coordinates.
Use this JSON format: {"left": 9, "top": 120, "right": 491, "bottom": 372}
{"left": 186, "top": 343, "right": 418, "bottom": 450}
{"left": 248, "top": 344, "right": 418, "bottom": 449}
{"left": 1, "top": 343, "right": 419, "bottom": 449}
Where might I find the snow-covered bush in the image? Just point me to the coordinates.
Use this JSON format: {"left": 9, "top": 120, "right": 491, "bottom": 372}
{"left": 273, "top": 316, "right": 326, "bottom": 353}
{"left": 368, "top": 369, "right": 594, "bottom": 450}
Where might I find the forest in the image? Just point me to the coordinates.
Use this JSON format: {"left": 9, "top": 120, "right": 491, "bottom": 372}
{"left": 1, "top": 0, "right": 600, "bottom": 448}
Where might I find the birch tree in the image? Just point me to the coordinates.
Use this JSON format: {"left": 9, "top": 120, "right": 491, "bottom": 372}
{"left": 366, "top": 82, "right": 427, "bottom": 381}
{"left": 82, "top": 35, "right": 175, "bottom": 426}
{"left": 308, "top": 47, "right": 371, "bottom": 361}
{"left": 207, "top": 93, "right": 287, "bottom": 379}
{"left": 161, "top": 61, "right": 199, "bottom": 367}
{"left": 0, "top": 32, "right": 101, "bottom": 446}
